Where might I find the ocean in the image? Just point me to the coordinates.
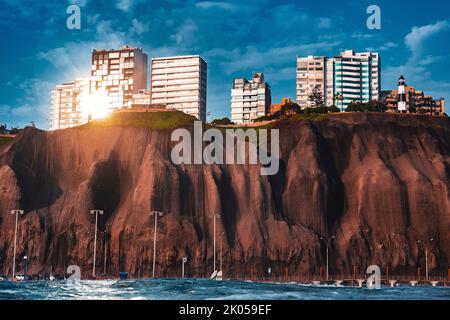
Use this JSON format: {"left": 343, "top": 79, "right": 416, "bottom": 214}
{"left": 0, "top": 279, "right": 449, "bottom": 300}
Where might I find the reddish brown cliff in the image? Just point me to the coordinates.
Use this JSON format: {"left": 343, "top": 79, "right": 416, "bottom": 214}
{"left": 0, "top": 112, "right": 449, "bottom": 278}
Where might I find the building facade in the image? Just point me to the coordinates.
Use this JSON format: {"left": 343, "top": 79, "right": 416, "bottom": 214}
{"left": 231, "top": 73, "right": 272, "bottom": 124}
{"left": 131, "top": 90, "right": 166, "bottom": 109}
{"left": 90, "top": 45, "right": 148, "bottom": 110}
{"left": 333, "top": 50, "right": 380, "bottom": 111}
{"left": 296, "top": 56, "right": 327, "bottom": 107}
{"left": 296, "top": 50, "right": 381, "bottom": 111}
{"left": 269, "top": 97, "right": 293, "bottom": 115}
{"left": 150, "top": 55, "right": 207, "bottom": 121}
{"left": 50, "top": 77, "right": 90, "bottom": 130}
{"left": 383, "top": 75, "right": 446, "bottom": 115}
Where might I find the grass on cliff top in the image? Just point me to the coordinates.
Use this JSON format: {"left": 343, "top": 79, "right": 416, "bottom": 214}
{"left": 0, "top": 136, "right": 14, "bottom": 148}
{"left": 83, "top": 110, "right": 197, "bottom": 130}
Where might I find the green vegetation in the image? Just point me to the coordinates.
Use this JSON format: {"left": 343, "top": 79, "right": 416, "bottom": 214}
{"left": 304, "top": 106, "right": 340, "bottom": 114}
{"left": 308, "top": 85, "right": 325, "bottom": 107}
{"left": 0, "top": 136, "right": 14, "bottom": 147}
{"left": 212, "top": 117, "right": 234, "bottom": 125}
{"left": 254, "top": 102, "right": 339, "bottom": 123}
{"left": 84, "top": 110, "right": 197, "bottom": 130}
{"left": 291, "top": 113, "right": 329, "bottom": 122}
{"left": 345, "top": 100, "right": 387, "bottom": 112}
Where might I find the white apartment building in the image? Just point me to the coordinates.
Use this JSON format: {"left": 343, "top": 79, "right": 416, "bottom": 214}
{"left": 296, "top": 50, "right": 380, "bottom": 111}
{"left": 90, "top": 45, "right": 148, "bottom": 110}
{"left": 296, "top": 56, "right": 328, "bottom": 107}
{"left": 334, "top": 50, "right": 380, "bottom": 110}
{"left": 150, "top": 55, "right": 207, "bottom": 121}
{"left": 231, "top": 73, "right": 272, "bottom": 124}
{"left": 50, "top": 77, "right": 90, "bottom": 130}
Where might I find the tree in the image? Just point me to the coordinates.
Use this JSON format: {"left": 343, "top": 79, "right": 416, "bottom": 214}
{"left": 366, "top": 100, "right": 387, "bottom": 112}
{"left": 10, "top": 127, "right": 21, "bottom": 135}
{"left": 308, "top": 86, "right": 324, "bottom": 108}
{"left": 0, "top": 124, "right": 6, "bottom": 134}
{"left": 345, "top": 102, "right": 366, "bottom": 112}
{"left": 212, "top": 117, "right": 234, "bottom": 125}
{"left": 304, "top": 106, "right": 329, "bottom": 114}
{"left": 328, "top": 105, "right": 341, "bottom": 113}
{"left": 345, "top": 100, "right": 387, "bottom": 113}
{"left": 334, "top": 93, "right": 344, "bottom": 110}
{"left": 279, "top": 102, "right": 303, "bottom": 116}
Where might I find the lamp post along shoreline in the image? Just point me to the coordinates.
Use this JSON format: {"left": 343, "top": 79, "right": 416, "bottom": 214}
{"left": 213, "top": 213, "right": 216, "bottom": 272}
{"left": 150, "top": 211, "right": 163, "bottom": 278}
{"left": 90, "top": 210, "right": 104, "bottom": 278}
{"left": 417, "top": 238, "right": 434, "bottom": 281}
{"left": 182, "top": 257, "right": 187, "bottom": 278}
{"left": 320, "top": 235, "right": 336, "bottom": 281}
{"left": 11, "top": 210, "right": 24, "bottom": 280}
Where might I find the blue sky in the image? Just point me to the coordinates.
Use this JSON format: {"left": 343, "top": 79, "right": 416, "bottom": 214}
{"left": 0, "top": 0, "right": 449, "bottom": 128}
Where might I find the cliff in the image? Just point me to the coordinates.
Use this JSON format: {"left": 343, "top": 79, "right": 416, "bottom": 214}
{"left": 0, "top": 111, "right": 449, "bottom": 278}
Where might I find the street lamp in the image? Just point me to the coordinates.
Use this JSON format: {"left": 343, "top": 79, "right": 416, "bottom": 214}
{"left": 150, "top": 210, "right": 163, "bottom": 278}
{"left": 90, "top": 210, "right": 104, "bottom": 278}
{"left": 103, "top": 230, "right": 107, "bottom": 275}
{"left": 219, "top": 231, "right": 225, "bottom": 273}
{"left": 11, "top": 210, "right": 24, "bottom": 280}
{"left": 213, "top": 213, "right": 221, "bottom": 272}
{"left": 417, "top": 238, "right": 434, "bottom": 281}
{"left": 182, "top": 257, "right": 187, "bottom": 278}
{"left": 23, "top": 255, "right": 28, "bottom": 278}
{"left": 320, "top": 235, "right": 336, "bottom": 281}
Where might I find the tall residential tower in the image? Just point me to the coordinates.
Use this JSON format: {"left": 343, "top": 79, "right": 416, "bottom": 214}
{"left": 150, "top": 55, "right": 207, "bottom": 121}
{"left": 90, "top": 45, "right": 148, "bottom": 110}
{"left": 50, "top": 77, "right": 90, "bottom": 130}
{"left": 231, "top": 73, "right": 272, "bottom": 124}
{"left": 333, "top": 50, "right": 380, "bottom": 111}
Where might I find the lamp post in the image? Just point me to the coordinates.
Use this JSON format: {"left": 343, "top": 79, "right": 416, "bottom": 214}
{"left": 219, "top": 232, "right": 225, "bottom": 272}
{"left": 182, "top": 257, "right": 187, "bottom": 278}
{"left": 11, "top": 210, "right": 24, "bottom": 280}
{"left": 320, "top": 235, "right": 336, "bottom": 281}
{"left": 90, "top": 210, "right": 104, "bottom": 278}
{"left": 23, "top": 255, "right": 28, "bottom": 278}
{"left": 103, "top": 230, "right": 107, "bottom": 275}
{"left": 150, "top": 211, "right": 163, "bottom": 278}
{"left": 417, "top": 238, "right": 434, "bottom": 281}
{"left": 213, "top": 213, "right": 221, "bottom": 272}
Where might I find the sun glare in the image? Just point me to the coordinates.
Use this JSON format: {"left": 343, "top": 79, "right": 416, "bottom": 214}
{"left": 81, "top": 90, "right": 111, "bottom": 120}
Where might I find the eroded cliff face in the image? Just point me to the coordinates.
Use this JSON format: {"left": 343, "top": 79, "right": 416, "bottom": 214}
{"left": 0, "top": 113, "right": 449, "bottom": 278}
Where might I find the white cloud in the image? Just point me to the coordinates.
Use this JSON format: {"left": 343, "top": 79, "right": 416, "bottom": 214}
{"left": 351, "top": 32, "right": 376, "bottom": 40}
{"left": 206, "top": 41, "right": 341, "bottom": 74}
{"left": 195, "top": 1, "right": 235, "bottom": 10}
{"left": 69, "top": 0, "right": 89, "bottom": 7}
{"left": 115, "top": 0, "right": 145, "bottom": 12}
{"left": 366, "top": 41, "right": 398, "bottom": 52}
{"left": 116, "top": 0, "right": 133, "bottom": 12}
{"left": 404, "top": 20, "right": 450, "bottom": 59}
{"left": 170, "top": 20, "right": 198, "bottom": 46}
{"left": 130, "top": 18, "right": 150, "bottom": 35}
{"left": 383, "top": 20, "right": 450, "bottom": 104}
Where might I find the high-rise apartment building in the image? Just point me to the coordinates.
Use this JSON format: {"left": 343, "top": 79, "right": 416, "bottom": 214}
{"left": 50, "top": 77, "right": 90, "bottom": 130}
{"left": 333, "top": 50, "right": 380, "bottom": 111}
{"left": 296, "top": 50, "right": 381, "bottom": 111}
{"left": 150, "top": 55, "right": 207, "bottom": 121}
{"left": 296, "top": 56, "right": 327, "bottom": 107}
{"left": 231, "top": 73, "right": 272, "bottom": 124}
{"left": 90, "top": 45, "right": 148, "bottom": 110}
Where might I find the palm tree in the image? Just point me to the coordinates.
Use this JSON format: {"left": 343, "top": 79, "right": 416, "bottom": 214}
{"left": 334, "top": 93, "right": 344, "bottom": 112}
